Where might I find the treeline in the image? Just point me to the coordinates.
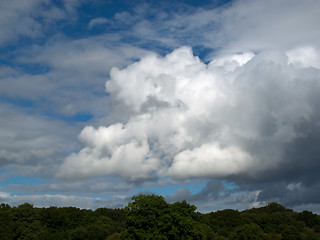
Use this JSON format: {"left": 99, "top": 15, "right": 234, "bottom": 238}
{"left": 0, "top": 203, "right": 125, "bottom": 239}
{"left": 1, "top": 194, "right": 320, "bottom": 239}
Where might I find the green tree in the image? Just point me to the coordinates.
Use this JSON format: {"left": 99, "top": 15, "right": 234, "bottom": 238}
{"left": 120, "top": 194, "right": 202, "bottom": 240}
{"left": 0, "top": 203, "right": 16, "bottom": 239}
{"left": 201, "top": 209, "right": 243, "bottom": 237}
{"left": 229, "top": 223, "right": 267, "bottom": 240}
{"left": 282, "top": 226, "right": 302, "bottom": 240}
{"left": 298, "top": 210, "right": 320, "bottom": 228}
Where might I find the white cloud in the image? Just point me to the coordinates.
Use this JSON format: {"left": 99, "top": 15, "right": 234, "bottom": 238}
{"left": 117, "top": 0, "right": 320, "bottom": 54}
{"left": 8, "top": 178, "right": 133, "bottom": 196}
{"left": 2, "top": 35, "right": 152, "bottom": 119}
{"left": 287, "top": 46, "right": 320, "bottom": 69}
{"left": 59, "top": 46, "right": 320, "bottom": 182}
{"left": 0, "top": 0, "right": 43, "bottom": 44}
{"left": 0, "top": 193, "right": 127, "bottom": 209}
{"left": 0, "top": 27, "right": 153, "bottom": 178}
{"left": 168, "top": 142, "right": 253, "bottom": 179}
{"left": 23, "top": 37, "right": 150, "bottom": 77}
{"left": 88, "top": 17, "right": 110, "bottom": 28}
{"left": 0, "top": 0, "right": 79, "bottom": 45}
{"left": 58, "top": 124, "right": 159, "bottom": 181}
{"left": 209, "top": 52, "right": 255, "bottom": 72}
{"left": 0, "top": 103, "right": 79, "bottom": 176}
{"left": 212, "top": 0, "right": 320, "bottom": 53}
{"left": 0, "top": 191, "right": 10, "bottom": 198}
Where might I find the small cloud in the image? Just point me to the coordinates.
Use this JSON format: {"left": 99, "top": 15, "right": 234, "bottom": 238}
{"left": 287, "top": 182, "right": 302, "bottom": 191}
{"left": 88, "top": 17, "right": 110, "bottom": 29}
{"left": 0, "top": 190, "right": 10, "bottom": 198}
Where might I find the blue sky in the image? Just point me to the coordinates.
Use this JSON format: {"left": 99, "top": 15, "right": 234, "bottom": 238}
{"left": 1, "top": 0, "right": 320, "bottom": 213}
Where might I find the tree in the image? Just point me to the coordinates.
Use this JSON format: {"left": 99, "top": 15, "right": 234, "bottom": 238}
{"left": 229, "top": 223, "right": 267, "bottom": 240}
{"left": 120, "top": 194, "right": 202, "bottom": 240}
{"left": 203, "top": 209, "right": 243, "bottom": 236}
{"left": 281, "top": 226, "right": 302, "bottom": 240}
{"left": 0, "top": 203, "right": 16, "bottom": 239}
{"left": 298, "top": 210, "right": 320, "bottom": 228}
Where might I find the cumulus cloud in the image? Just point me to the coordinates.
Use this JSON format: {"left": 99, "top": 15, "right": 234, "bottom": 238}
{"left": 59, "top": 46, "right": 320, "bottom": 188}
{"left": 287, "top": 47, "right": 320, "bottom": 69}
{"left": 169, "top": 143, "right": 254, "bottom": 179}
{"left": 57, "top": 124, "right": 159, "bottom": 181}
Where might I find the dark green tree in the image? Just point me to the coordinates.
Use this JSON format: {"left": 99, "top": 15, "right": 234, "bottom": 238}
{"left": 120, "top": 194, "right": 202, "bottom": 240}
{"left": 281, "top": 226, "right": 302, "bottom": 240}
{"left": 203, "top": 209, "right": 243, "bottom": 236}
{"left": 298, "top": 210, "right": 320, "bottom": 228}
{"left": 229, "top": 223, "right": 267, "bottom": 240}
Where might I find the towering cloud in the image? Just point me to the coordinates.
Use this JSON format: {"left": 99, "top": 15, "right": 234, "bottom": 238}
{"left": 59, "top": 46, "right": 320, "bottom": 188}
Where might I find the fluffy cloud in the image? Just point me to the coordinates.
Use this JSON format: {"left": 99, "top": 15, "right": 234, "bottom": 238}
{"left": 57, "top": 124, "right": 159, "bottom": 181}
{"left": 59, "top": 46, "right": 320, "bottom": 185}
{"left": 169, "top": 142, "right": 253, "bottom": 179}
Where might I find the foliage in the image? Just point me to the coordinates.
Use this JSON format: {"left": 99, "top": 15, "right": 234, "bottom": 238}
{"left": 229, "top": 223, "right": 267, "bottom": 240}
{"left": 1, "top": 197, "right": 319, "bottom": 239}
{"left": 0, "top": 203, "right": 125, "bottom": 240}
{"left": 298, "top": 210, "right": 320, "bottom": 229}
{"left": 120, "top": 194, "right": 202, "bottom": 239}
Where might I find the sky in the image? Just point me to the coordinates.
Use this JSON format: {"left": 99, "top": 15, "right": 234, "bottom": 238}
{"left": 1, "top": 0, "right": 320, "bottom": 213}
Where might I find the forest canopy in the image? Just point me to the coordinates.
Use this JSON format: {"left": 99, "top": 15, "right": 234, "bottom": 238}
{"left": 1, "top": 194, "right": 320, "bottom": 239}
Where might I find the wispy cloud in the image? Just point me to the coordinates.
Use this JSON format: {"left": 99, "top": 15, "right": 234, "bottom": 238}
{"left": 0, "top": 0, "right": 81, "bottom": 46}
{"left": 0, "top": 193, "right": 127, "bottom": 209}
{"left": 88, "top": 17, "right": 110, "bottom": 29}
{"left": 0, "top": 103, "right": 79, "bottom": 177}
